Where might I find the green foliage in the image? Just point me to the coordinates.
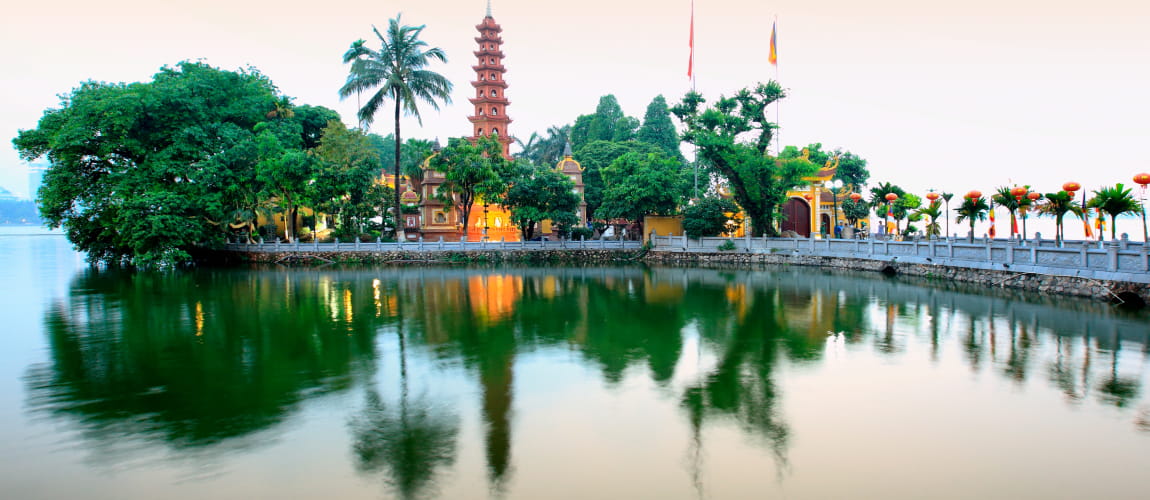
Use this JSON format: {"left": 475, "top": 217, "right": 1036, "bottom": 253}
{"left": 840, "top": 198, "right": 870, "bottom": 226}
{"left": 1087, "top": 183, "right": 1142, "bottom": 239}
{"left": 573, "top": 140, "right": 663, "bottom": 218}
{"left": 716, "top": 239, "right": 737, "bottom": 251}
{"left": 1037, "top": 191, "right": 1083, "bottom": 244}
{"left": 313, "top": 121, "right": 391, "bottom": 236}
{"left": 637, "top": 95, "right": 680, "bottom": 159}
{"left": 596, "top": 152, "right": 688, "bottom": 223}
{"left": 13, "top": 61, "right": 280, "bottom": 266}
{"left": 682, "top": 196, "right": 741, "bottom": 239}
{"left": 955, "top": 196, "right": 990, "bottom": 241}
{"left": 571, "top": 95, "right": 640, "bottom": 152}
{"left": 515, "top": 124, "right": 570, "bottom": 167}
{"left": 501, "top": 164, "right": 581, "bottom": 240}
{"left": 429, "top": 135, "right": 512, "bottom": 241}
{"left": 340, "top": 15, "right": 453, "bottom": 236}
{"left": 914, "top": 201, "right": 943, "bottom": 237}
{"left": 569, "top": 227, "right": 594, "bottom": 241}
{"left": 672, "top": 82, "right": 814, "bottom": 236}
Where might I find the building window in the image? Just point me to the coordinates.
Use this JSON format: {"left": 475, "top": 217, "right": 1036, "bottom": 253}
{"left": 478, "top": 128, "right": 484, "bottom": 136}
{"left": 491, "top": 107, "right": 497, "bottom": 115}
{"left": 492, "top": 128, "right": 499, "bottom": 136}
{"left": 434, "top": 212, "right": 447, "bottom": 224}
{"left": 479, "top": 109, "right": 485, "bottom": 116}
{"left": 491, "top": 90, "right": 498, "bottom": 97}
{"left": 490, "top": 73, "right": 496, "bottom": 80}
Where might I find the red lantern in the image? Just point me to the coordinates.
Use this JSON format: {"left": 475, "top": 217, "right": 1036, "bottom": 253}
{"left": 884, "top": 193, "right": 898, "bottom": 202}
{"left": 926, "top": 192, "right": 940, "bottom": 202}
{"left": 966, "top": 190, "right": 982, "bottom": 200}
{"left": 849, "top": 193, "right": 862, "bottom": 202}
{"left": 1135, "top": 173, "right": 1150, "bottom": 188}
{"left": 803, "top": 193, "right": 814, "bottom": 201}
{"left": 1062, "top": 182, "right": 1081, "bottom": 193}
{"left": 1027, "top": 192, "right": 1041, "bottom": 201}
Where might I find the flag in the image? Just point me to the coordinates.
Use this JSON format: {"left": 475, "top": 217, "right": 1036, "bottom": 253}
{"left": 988, "top": 205, "right": 997, "bottom": 238}
{"left": 886, "top": 203, "right": 895, "bottom": 234}
{"left": 769, "top": 21, "right": 778, "bottom": 66}
{"left": 1010, "top": 212, "right": 1018, "bottom": 236}
{"left": 1096, "top": 209, "right": 1105, "bottom": 239}
{"left": 687, "top": 0, "right": 695, "bottom": 78}
{"left": 1082, "top": 191, "right": 1093, "bottom": 238}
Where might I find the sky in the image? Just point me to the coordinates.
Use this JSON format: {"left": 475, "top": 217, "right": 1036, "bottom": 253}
{"left": 3, "top": 0, "right": 1149, "bottom": 236}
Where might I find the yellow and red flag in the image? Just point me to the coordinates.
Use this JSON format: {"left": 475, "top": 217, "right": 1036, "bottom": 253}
{"left": 988, "top": 206, "right": 997, "bottom": 238}
{"left": 769, "top": 21, "right": 778, "bottom": 66}
{"left": 687, "top": 1, "right": 695, "bottom": 78}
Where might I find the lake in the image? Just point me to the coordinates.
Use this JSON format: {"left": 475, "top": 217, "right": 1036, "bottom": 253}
{"left": 1, "top": 230, "right": 1148, "bottom": 499}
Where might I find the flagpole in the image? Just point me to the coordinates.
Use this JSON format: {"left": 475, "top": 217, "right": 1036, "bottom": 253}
{"left": 772, "top": 15, "right": 780, "bottom": 157}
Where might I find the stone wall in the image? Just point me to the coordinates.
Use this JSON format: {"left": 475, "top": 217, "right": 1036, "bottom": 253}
{"left": 645, "top": 250, "right": 1150, "bottom": 306}
{"left": 218, "top": 249, "right": 641, "bottom": 265}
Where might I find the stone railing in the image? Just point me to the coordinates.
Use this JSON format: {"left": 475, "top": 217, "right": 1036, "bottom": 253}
{"left": 225, "top": 237, "right": 641, "bottom": 253}
{"left": 648, "top": 233, "right": 1150, "bottom": 283}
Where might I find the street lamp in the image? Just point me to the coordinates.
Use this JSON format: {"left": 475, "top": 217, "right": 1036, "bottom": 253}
{"left": 884, "top": 192, "right": 899, "bottom": 240}
{"left": 1024, "top": 191, "right": 1041, "bottom": 241}
{"left": 1135, "top": 173, "right": 1150, "bottom": 243}
{"left": 828, "top": 179, "right": 844, "bottom": 238}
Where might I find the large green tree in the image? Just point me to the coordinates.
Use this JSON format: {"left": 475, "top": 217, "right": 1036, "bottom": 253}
{"left": 1037, "top": 190, "right": 1083, "bottom": 245}
{"left": 340, "top": 16, "right": 453, "bottom": 237}
{"left": 429, "top": 135, "right": 511, "bottom": 241}
{"left": 573, "top": 140, "right": 663, "bottom": 219}
{"left": 682, "top": 196, "right": 741, "bottom": 239}
{"left": 596, "top": 152, "right": 688, "bottom": 225}
{"left": 636, "top": 95, "right": 681, "bottom": 159}
{"left": 313, "top": 121, "right": 391, "bottom": 238}
{"left": 501, "top": 166, "right": 580, "bottom": 240}
{"left": 1087, "top": 183, "right": 1142, "bottom": 240}
{"left": 672, "top": 82, "right": 815, "bottom": 236}
{"left": 13, "top": 62, "right": 280, "bottom": 266}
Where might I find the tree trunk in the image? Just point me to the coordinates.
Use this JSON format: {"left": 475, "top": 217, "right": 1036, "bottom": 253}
{"left": 393, "top": 99, "right": 402, "bottom": 240}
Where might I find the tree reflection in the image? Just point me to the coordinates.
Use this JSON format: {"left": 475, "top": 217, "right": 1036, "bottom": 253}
{"left": 26, "top": 269, "right": 382, "bottom": 454}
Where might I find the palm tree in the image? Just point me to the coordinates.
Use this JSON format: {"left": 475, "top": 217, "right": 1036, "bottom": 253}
{"left": 915, "top": 201, "right": 942, "bottom": 238}
{"left": 941, "top": 192, "right": 954, "bottom": 237}
{"left": 955, "top": 196, "right": 990, "bottom": 242}
{"left": 1087, "top": 183, "right": 1142, "bottom": 240}
{"left": 991, "top": 186, "right": 1021, "bottom": 238}
{"left": 340, "top": 16, "right": 453, "bottom": 237}
{"left": 1036, "top": 191, "right": 1083, "bottom": 245}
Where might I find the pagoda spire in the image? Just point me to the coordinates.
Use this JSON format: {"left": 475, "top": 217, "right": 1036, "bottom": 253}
{"left": 468, "top": 6, "right": 512, "bottom": 158}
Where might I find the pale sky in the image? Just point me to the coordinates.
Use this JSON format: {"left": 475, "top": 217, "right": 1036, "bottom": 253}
{"left": 3, "top": 0, "right": 1149, "bottom": 228}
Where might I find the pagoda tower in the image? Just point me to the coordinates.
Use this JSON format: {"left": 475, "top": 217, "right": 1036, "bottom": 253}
{"left": 469, "top": 2, "right": 513, "bottom": 158}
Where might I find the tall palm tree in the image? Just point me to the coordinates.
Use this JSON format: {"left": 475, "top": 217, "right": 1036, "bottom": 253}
{"left": 955, "top": 196, "right": 990, "bottom": 242}
{"left": 1036, "top": 191, "right": 1083, "bottom": 245}
{"left": 340, "top": 16, "right": 453, "bottom": 237}
{"left": 1087, "top": 183, "right": 1142, "bottom": 240}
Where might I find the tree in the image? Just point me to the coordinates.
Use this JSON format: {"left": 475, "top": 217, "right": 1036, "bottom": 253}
{"left": 915, "top": 201, "right": 943, "bottom": 238}
{"left": 638, "top": 95, "right": 681, "bottom": 159}
{"left": 834, "top": 151, "right": 869, "bottom": 191}
{"left": 14, "top": 62, "right": 280, "bottom": 266}
{"left": 991, "top": 186, "right": 1037, "bottom": 238}
{"left": 501, "top": 166, "right": 580, "bottom": 240}
{"left": 254, "top": 125, "right": 320, "bottom": 242}
{"left": 515, "top": 124, "right": 569, "bottom": 166}
{"left": 955, "top": 195, "right": 990, "bottom": 242}
{"left": 941, "top": 192, "right": 954, "bottom": 237}
{"left": 841, "top": 198, "right": 870, "bottom": 228}
{"left": 573, "top": 140, "right": 663, "bottom": 219}
{"left": 429, "top": 135, "right": 510, "bottom": 241}
{"left": 1087, "top": 183, "right": 1142, "bottom": 240}
{"left": 1036, "top": 190, "right": 1083, "bottom": 245}
{"left": 672, "top": 82, "right": 816, "bottom": 236}
{"left": 869, "top": 182, "right": 906, "bottom": 234}
{"left": 682, "top": 197, "right": 741, "bottom": 239}
{"left": 340, "top": 16, "right": 453, "bottom": 238}
{"left": 596, "top": 152, "right": 688, "bottom": 227}
{"left": 313, "top": 121, "right": 390, "bottom": 238}
{"left": 897, "top": 193, "right": 923, "bottom": 235}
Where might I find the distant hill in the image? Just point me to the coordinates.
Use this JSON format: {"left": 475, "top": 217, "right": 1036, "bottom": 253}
{"left": 0, "top": 199, "right": 42, "bottom": 225}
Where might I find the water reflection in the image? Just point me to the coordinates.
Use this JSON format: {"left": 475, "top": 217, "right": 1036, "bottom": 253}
{"left": 23, "top": 264, "right": 1150, "bottom": 496}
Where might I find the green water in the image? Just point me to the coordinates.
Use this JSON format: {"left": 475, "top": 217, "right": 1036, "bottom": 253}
{"left": 2, "top": 231, "right": 1149, "bottom": 499}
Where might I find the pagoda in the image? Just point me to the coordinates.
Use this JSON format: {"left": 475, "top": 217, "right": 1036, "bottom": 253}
{"left": 468, "top": 1, "right": 513, "bottom": 158}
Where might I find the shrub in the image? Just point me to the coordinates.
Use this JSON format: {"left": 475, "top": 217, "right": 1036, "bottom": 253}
{"left": 717, "top": 239, "right": 737, "bottom": 251}
{"left": 683, "top": 197, "right": 741, "bottom": 239}
{"left": 569, "top": 227, "right": 594, "bottom": 241}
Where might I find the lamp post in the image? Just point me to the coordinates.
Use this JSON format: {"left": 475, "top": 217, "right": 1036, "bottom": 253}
{"left": 829, "top": 179, "right": 843, "bottom": 238}
{"left": 884, "top": 192, "right": 899, "bottom": 240}
{"left": 1135, "top": 173, "right": 1150, "bottom": 243}
{"left": 1063, "top": 182, "right": 1081, "bottom": 244}
{"left": 1009, "top": 186, "right": 1027, "bottom": 241}
{"left": 926, "top": 190, "right": 940, "bottom": 239}
{"left": 1024, "top": 191, "right": 1041, "bottom": 241}
{"left": 966, "top": 190, "right": 982, "bottom": 242}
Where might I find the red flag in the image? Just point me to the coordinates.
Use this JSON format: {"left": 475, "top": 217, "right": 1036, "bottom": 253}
{"left": 769, "top": 21, "right": 778, "bottom": 66}
{"left": 989, "top": 205, "right": 997, "bottom": 238}
{"left": 687, "top": 0, "right": 695, "bottom": 78}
